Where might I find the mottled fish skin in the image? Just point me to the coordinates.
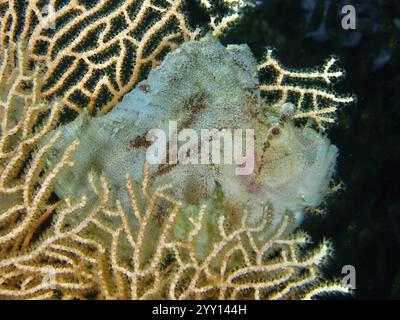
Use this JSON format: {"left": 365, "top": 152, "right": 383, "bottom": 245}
{"left": 44, "top": 36, "right": 337, "bottom": 231}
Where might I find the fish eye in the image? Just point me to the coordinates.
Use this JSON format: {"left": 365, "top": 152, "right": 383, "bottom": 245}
{"left": 271, "top": 126, "right": 281, "bottom": 136}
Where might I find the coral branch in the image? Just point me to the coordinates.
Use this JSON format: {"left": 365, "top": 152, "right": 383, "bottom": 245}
{"left": 259, "top": 49, "right": 354, "bottom": 130}
{"left": 0, "top": 42, "right": 78, "bottom": 253}
{"left": 0, "top": 0, "right": 249, "bottom": 114}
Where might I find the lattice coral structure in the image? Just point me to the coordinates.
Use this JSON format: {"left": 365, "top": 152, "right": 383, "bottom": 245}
{"left": 0, "top": 1, "right": 355, "bottom": 299}
{"left": 0, "top": 41, "right": 351, "bottom": 300}
{"left": 258, "top": 49, "right": 354, "bottom": 131}
{"left": 0, "top": 162, "right": 350, "bottom": 300}
{"left": 0, "top": 41, "right": 79, "bottom": 254}
{"left": 0, "top": 0, "right": 250, "bottom": 114}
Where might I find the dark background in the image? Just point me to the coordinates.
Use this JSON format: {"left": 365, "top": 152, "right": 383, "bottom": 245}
{"left": 219, "top": 0, "right": 400, "bottom": 299}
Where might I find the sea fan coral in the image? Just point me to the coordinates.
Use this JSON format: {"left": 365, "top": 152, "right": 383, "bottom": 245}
{"left": 0, "top": 0, "right": 251, "bottom": 114}
{"left": 0, "top": 41, "right": 78, "bottom": 252}
{"left": 0, "top": 160, "right": 349, "bottom": 299}
{"left": 0, "top": 1, "right": 355, "bottom": 300}
{"left": 0, "top": 38, "right": 352, "bottom": 300}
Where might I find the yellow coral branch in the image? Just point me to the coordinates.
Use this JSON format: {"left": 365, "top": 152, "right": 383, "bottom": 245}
{"left": 0, "top": 0, "right": 247, "bottom": 114}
